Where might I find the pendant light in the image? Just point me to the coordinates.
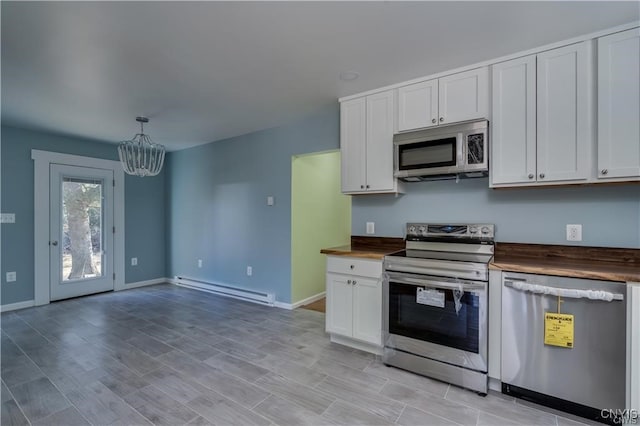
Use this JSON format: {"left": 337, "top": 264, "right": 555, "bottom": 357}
{"left": 118, "top": 116, "right": 165, "bottom": 177}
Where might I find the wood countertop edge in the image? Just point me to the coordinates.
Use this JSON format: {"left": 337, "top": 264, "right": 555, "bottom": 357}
{"left": 320, "top": 249, "right": 390, "bottom": 260}
{"left": 489, "top": 261, "right": 639, "bottom": 283}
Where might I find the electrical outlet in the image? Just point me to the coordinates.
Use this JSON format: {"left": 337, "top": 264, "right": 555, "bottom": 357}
{"left": 131, "top": 257, "right": 138, "bottom": 266}
{"left": 366, "top": 222, "right": 375, "bottom": 235}
{"left": 247, "top": 266, "right": 252, "bottom": 276}
{"left": 566, "top": 224, "right": 582, "bottom": 242}
{"left": 198, "top": 259, "right": 203, "bottom": 268}
{"left": 6, "top": 272, "right": 16, "bottom": 282}
{"left": 0, "top": 213, "right": 15, "bottom": 223}
{"left": 267, "top": 196, "right": 274, "bottom": 206}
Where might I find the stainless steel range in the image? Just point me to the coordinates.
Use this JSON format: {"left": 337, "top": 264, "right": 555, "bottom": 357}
{"left": 383, "top": 223, "right": 495, "bottom": 394}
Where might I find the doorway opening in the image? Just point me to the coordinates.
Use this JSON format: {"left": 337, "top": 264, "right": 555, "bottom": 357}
{"left": 291, "top": 150, "right": 351, "bottom": 311}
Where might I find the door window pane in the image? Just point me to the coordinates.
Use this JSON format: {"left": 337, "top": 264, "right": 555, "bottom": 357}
{"left": 62, "top": 177, "right": 103, "bottom": 281}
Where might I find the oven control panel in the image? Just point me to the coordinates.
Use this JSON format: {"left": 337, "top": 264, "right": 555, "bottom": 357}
{"left": 406, "top": 223, "right": 495, "bottom": 240}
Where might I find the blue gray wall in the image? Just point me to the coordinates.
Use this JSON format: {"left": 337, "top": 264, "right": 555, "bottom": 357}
{"left": 1, "top": 126, "right": 167, "bottom": 305}
{"left": 352, "top": 178, "right": 640, "bottom": 248}
{"left": 166, "top": 105, "right": 339, "bottom": 304}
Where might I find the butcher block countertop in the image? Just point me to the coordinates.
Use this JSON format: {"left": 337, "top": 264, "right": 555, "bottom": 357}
{"left": 490, "top": 243, "right": 640, "bottom": 283}
{"left": 321, "top": 236, "right": 405, "bottom": 260}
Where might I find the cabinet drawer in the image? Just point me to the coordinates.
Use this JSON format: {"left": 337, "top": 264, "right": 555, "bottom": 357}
{"left": 326, "top": 256, "right": 382, "bottom": 278}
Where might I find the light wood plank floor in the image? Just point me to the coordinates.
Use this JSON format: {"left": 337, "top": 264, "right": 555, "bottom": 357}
{"left": 1, "top": 284, "right": 596, "bottom": 426}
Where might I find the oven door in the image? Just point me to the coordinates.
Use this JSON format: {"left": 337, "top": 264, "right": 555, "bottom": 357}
{"left": 383, "top": 271, "right": 488, "bottom": 372}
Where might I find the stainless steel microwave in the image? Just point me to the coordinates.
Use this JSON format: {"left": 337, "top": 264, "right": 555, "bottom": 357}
{"left": 394, "top": 120, "right": 488, "bottom": 181}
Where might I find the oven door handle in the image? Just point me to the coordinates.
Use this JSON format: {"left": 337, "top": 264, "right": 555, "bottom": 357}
{"left": 387, "top": 273, "right": 485, "bottom": 291}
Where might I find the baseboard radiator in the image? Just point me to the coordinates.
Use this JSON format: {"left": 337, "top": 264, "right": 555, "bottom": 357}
{"left": 174, "top": 276, "right": 275, "bottom": 306}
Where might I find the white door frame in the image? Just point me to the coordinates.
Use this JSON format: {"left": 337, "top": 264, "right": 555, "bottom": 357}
{"left": 32, "top": 150, "right": 125, "bottom": 305}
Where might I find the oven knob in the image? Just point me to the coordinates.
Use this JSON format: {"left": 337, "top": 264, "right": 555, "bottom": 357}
{"left": 419, "top": 226, "right": 427, "bottom": 235}
{"left": 408, "top": 225, "right": 416, "bottom": 235}
{"left": 481, "top": 226, "right": 490, "bottom": 235}
{"left": 469, "top": 226, "right": 478, "bottom": 234}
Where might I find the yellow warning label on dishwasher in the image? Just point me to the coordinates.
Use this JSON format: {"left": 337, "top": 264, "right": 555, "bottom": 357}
{"left": 544, "top": 313, "right": 574, "bottom": 348}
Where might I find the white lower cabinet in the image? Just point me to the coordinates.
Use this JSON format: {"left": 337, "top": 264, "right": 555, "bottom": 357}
{"left": 325, "top": 256, "right": 383, "bottom": 354}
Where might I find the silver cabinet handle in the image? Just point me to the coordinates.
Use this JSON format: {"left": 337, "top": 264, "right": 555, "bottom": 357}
{"left": 439, "top": 117, "right": 444, "bottom": 122}
{"left": 350, "top": 265, "right": 354, "bottom": 269}
{"left": 360, "top": 185, "right": 364, "bottom": 189}
{"left": 528, "top": 173, "right": 534, "bottom": 179}
{"left": 601, "top": 169, "right": 608, "bottom": 175}
{"left": 366, "top": 185, "right": 370, "bottom": 189}
{"left": 51, "top": 241, "right": 58, "bottom": 246}
{"left": 352, "top": 280, "right": 357, "bottom": 285}
{"left": 347, "top": 280, "right": 352, "bottom": 284}
{"left": 539, "top": 173, "right": 545, "bottom": 179}
{"left": 431, "top": 118, "right": 436, "bottom": 124}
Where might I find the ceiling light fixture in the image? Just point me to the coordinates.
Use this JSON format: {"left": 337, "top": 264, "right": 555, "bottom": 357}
{"left": 118, "top": 116, "right": 165, "bottom": 177}
{"left": 339, "top": 71, "right": 360, "bottom": 81}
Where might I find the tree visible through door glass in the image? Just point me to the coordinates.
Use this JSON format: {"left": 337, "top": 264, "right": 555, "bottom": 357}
{"left": 62, "top": 177, "right": 103, "bottom": 281}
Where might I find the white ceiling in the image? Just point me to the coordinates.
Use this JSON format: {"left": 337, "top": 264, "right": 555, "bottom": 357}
{"left": 2, "top": 2, "right": 638, "bottom": 151}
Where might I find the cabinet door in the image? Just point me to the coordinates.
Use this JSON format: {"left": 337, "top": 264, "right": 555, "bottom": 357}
{"left": 597, "top": 28, "right": 640, "bottom": 180}
{"left": 537, "top": 42, "right": 591, "bottom": 182}
{"left": 397, "top": 80, "right": 438, "bottom": 131}
{"left": 326, "top": 273, "right": 353, "bottom": 337}
{"left": 365, "top": 90, "right": 395, "bottom": 191}
{"left": 352, "top": 276, "right": 382, "bottom": 345}
{"left": 438, "top": 67, "right": 489, "bottom": 124}
{"left": 491, "top": 55, "right": 537, "bottom": 185}
{"left": 340, "top": 98, "right": 367, "bottom": 192}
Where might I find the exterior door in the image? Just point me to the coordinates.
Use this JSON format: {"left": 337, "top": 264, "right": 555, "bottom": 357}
{"left": 50, "top": 164, "right": 114, "bottom": 301}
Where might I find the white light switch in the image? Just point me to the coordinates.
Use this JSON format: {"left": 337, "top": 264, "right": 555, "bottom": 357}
{"left": 198, "top": 259, "right": 203, "bottom": 268}
{"left": 6, "top": 272, "right": 16, "bottom": 282}
{"left": 267, "top": 196, "right": 274, "bottom": 206}
{"left": 1, "top": 213, "right": 15, "bottom": 223}
{"left": 131, "top": 257, "right": 138, "bottom": 266}
{"left": 366, "top": 222, "right": 375, "bottom": 235}
{"left": 247, "top": 266, "right": 253, "bottom": 276}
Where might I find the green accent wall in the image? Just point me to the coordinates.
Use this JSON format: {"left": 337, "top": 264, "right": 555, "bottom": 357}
{"left": 291, "top": 151, "right": 351, "bottom": 304}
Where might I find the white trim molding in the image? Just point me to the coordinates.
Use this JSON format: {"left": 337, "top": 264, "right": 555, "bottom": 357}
{"left": 120, "top": 278, "right": 168, "bottom": 290}
{"left": 275, "top": 291, "right": 326, "bottom": 310}
{"left": 627, "top": 282, "right": 640, "bottom": 411}
{"left": 0, "top": 300, "right": 35, "bottom": 313}
{"left": 32, "top": 150, "right": 125, "bottom": 305}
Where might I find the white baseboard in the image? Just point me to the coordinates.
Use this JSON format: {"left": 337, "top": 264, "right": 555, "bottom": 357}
{"left": 0, "top": 300, "right": 35, "bottom": 313}
{"left": 120, "top": 277, "right": 168, "bottom": 290}
{"left": 279, "top": 291, "right": 326, "bottom": 310}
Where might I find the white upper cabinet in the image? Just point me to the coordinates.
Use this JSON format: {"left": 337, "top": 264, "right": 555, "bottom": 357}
{"left": 438, "top": 67, "right": 489, "bottom": 125}
{"left": 597, "top": 28, "right": 640, "bottom": 180}
{"left": 366, "top": 91, "right": 395, "bottom": 192}
{"left": 396, "top": 68, "right": 489, "bottom": 132}
{"left": 397, "top": 79, "right": 438, "bottom": 131}
{"left": 536, "top": 42, "right": 591, "bottom": 183}
{"left": 491, "top": 55, "right": 537, "bottom": 185}
{"left": 340, "top": 90, "right": 400, "bottom": 194}
{"left": 491, "top": 42, "right": 593, "bottom": 187}
{"left": 340, "top": 97, "right": 367, "bottom": 193}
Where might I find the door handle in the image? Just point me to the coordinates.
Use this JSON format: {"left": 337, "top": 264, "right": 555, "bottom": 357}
{"left": 50, "top": 241, "right": 58, "bottom": 246}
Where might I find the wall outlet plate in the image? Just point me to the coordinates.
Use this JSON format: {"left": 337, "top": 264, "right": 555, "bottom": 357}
{"left": 0, "top": 213, "right": 15, "bottom": 223}
{"left": 566, "top": 224, "right": 582, "bottom": 241}
{"left": 6, "top": 272, "right": 16, "bottom": 282}
{"left": 131, "top": 257, "right": 138, "bottom": 266}
{"left": 366, "top": 222, "right": 375, "bottom": 235}
{"left": 267, "top": 196, "right": 274, "bottom": 206}
{"left": 247, "top": 266, "right": 252, "bottom": 276}
{"left": 198, "top": 259, "right": 203, "bottom": 268}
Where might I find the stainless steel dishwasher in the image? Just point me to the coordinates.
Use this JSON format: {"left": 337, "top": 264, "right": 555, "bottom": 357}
{"left": 501, "top": 271, "right": 626, "bottom": 424}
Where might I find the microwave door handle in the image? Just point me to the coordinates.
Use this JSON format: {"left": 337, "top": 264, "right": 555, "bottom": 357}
{"left": 457, "top": 133, "right": 465, "bottom": 166}
{"left": 388, "top": 274, "right": 484, "bottom": 291}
